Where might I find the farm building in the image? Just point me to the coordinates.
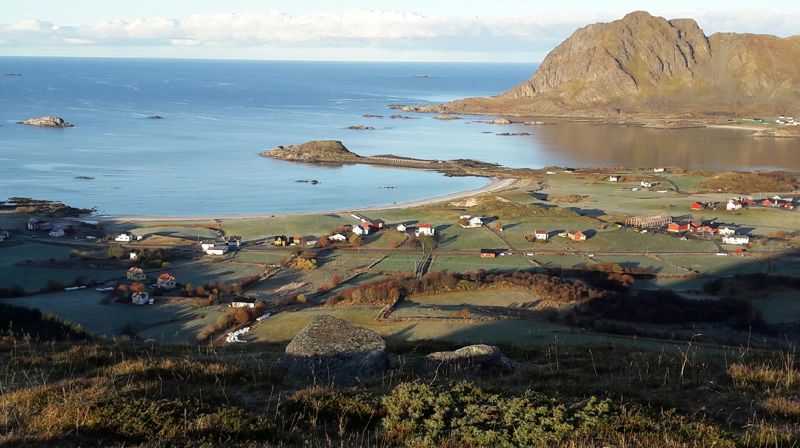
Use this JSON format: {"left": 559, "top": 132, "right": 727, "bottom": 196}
{"left": 727, "top": 200, "right": 743, "bottom": 211}
{"left": 480, "top": 249, "right": 497, "bottom": 258}
{"left": 459, "top": 215, "right": 484, "bottom": 228}
{"left": 415, "top": 224, "right": 435, "bottom": 237}
{"left": 535, "top": 230, "right": 549, "bottom": 241}
{"left": 328, "top": 233, "right": 347, "bottom": 242}
{"left": 352, "top": 225, "right": 369, "bottom": 236}
{"left": 396, "top": 223, "right": 408, "bottom": 232}
{"left": 718, "top": 226, "right": 738, "bottom": 237}
{"left": 132, "top": 291, "right": 152, "bottom": 306}
{"left": 205, "top": 245, "right": 229, "bottom": 256}
{"left": 157, "top": 273, "right": 176, "bottom": 290}
{"left": 668, "top": 221, "right": 698, "bottom": 233}
{"left": 691, "top": 202, "right": 706, "bottom": 211}
{"left": 568, "top": 231, "right": 587, "bottom": 241}
{"left": 126, "top": 267, "right": 146, "bottom": 282}
{"left": 625, "top": 212, "right": 672, "bottom": 229}
{"left": 608, "top": 176, "right": 619, "bottom": 182}
{"left": 26, "top": 219, "right": 53, "bottom": 231}
{"left": 723, "top": 235, "right": 750, "bottom": 245}
{"left": 200, "top": 241, "right": 217, "bottom": 251}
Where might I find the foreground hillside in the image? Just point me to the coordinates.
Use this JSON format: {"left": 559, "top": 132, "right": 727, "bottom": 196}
{"left": 427, "top": 11, "right": 800, "bottom": 118}
{"left": 0, "top": 330, "right": 797, "bottom": 447}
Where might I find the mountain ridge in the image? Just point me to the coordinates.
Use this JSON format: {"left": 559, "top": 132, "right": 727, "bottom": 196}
{"left": 429, "top": 11, "right": 800, "bottom": 119}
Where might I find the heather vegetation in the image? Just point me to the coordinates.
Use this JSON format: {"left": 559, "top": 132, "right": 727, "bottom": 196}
{"left": 0, "top": 330, "right": 798, "bottom": 446}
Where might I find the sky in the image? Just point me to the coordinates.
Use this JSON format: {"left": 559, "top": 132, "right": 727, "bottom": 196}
{"left": 1, "top": 0, "right": 799, "bottom": 62}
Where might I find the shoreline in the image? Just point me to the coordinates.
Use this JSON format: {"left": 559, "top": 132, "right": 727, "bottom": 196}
{"left": 98, "top": 176, "right": 518, "bottom": 223}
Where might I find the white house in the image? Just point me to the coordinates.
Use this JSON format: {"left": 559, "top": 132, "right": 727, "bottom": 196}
{"left": 129, "top": 251, "right": 139, "bottom": 260}
{"left": 328, "top": 233, "right": 347, "bottom": 242}
{"left": 205, "top": 245, "right": 229, "bottom": 256}
{"left": 534, "top": 230, "right": 549, "bottom": 241}
{"left": 608, "top": 176, "right": 619, "bottom": 182}
{"left": 640, "top": 181, "right": 653, "bottom": 189}
{"left": 157, "top": 273, "right": 176, "bottom": 290}
{"left": 229, "top": 302, "right": 255, "bottom": 309}
{"left": 132, "top": 291, "right": 152, "bottom": 305}
{"left": 352, "top": 225, "right": 368, "bottom": 236}
{"left": 115, "top": 233, "right": 140, "bottom": 242}
{"left": 718, "top": 226, "right": 737, "bottom": 237}
{"left": 723, "top": 235, "right": 750, "bottom": 245}
{"left": 726, "top": 200, "right": 743, "bottom": 211}
{"left": 127, "top": 267, "right": 147, "bottom": 282}
{"left": 48, "top": 228, "right": 65, "bottom": 238}
{"left": 396, "top": 223, "right": 408, "bottom": 232}
{"left": 200, "top": 241, "right": 217, "bottom": 251}
{"left": 459, "top": 215, "right": 484, "bottom": 228}
{"left": 653, "top": 167, "right": 666, "bottom": 173}
{"left": 415, "top": 224, "right": 435, "bottom": 237}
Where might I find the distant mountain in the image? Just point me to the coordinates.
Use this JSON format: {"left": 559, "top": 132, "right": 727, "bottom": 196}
{"left": 433, "top": 11, "right": 800, "bottom": 118}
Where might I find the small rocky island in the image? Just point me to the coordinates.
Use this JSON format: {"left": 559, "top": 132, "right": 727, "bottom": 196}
{"left": 262, "top": 140, "right": 513, "bottom": 178}
{"left": 19, "top": 116, "right": 73, "bottom": 128}
{"left": 347, "top": 125, "right": 375, "bottom": 130}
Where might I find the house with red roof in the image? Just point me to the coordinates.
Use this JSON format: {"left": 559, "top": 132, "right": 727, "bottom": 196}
{"left": 157, "top": 273, "right": 176, "bottom": 290}
{"left": 415, "top": 224, "right": 435, "bottom": 237}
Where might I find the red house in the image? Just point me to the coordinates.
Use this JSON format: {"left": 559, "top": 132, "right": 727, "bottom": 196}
{"left": 762, "top": 199, "right": 775, "bottom": 207}
{"left": 690, "top": 202, "right": 705, "bottom": 211}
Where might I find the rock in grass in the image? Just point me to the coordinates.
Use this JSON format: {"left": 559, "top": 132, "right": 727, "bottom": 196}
{"left": 425, "top": 344, "right": 515, "bottom": 374}
{"left": 19, "top": 116, "right": 73, "bottom": 128}
{"left": 284, "top": 315, "right": 387, "bottom": 384}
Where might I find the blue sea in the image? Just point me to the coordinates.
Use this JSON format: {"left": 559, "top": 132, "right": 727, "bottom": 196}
{"left": 0, "top": 57, "right": 535, "bottom": 216}
{"left": 1, "top": 57, "right": 798, "bottom": 216}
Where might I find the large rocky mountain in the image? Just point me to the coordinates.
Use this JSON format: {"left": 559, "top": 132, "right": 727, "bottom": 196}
{"left": 439, "top": 11, "right": 800, "bottom": 117}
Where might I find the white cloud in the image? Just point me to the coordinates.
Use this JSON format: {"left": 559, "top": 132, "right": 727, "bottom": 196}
{"left": 0, "top": 8, "right": 798, "bottom": 61}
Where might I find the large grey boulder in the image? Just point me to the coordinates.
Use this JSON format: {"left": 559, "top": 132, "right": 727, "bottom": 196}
{"left": 20, "top": 116, "right": 73, "bottom": 128}
{"left": 425, "top": 344, "right": 515, "bottom": 374}
{"left": 284, "top": 315, "right": 387, "bottom": 384}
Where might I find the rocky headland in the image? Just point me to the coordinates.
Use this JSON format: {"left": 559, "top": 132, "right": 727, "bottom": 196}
{"left": 396, "top": 11, "right": 800, "bottom": 126}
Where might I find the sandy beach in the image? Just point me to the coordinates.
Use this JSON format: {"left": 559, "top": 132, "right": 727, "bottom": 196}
{"left": 100, "top": 176, "right": 520, "bottom": 223}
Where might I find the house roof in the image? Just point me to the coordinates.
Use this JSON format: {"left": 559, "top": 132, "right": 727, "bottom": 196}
{"left": 535, "top": 230, "right": 548, "bottom": 234}
{"left": 128, "top": 267, "right": 143, "bottom": 273}
{"left": 419, "top": 224, "right": 433, "bottom": 228}
{"left": 158, "top": 273, "right": 174, "bottom": 280}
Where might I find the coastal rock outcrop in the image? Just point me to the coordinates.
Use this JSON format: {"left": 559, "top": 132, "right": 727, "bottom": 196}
{"left": 427, "top": 11, "right": 800, "bottom": 117}
{"left": 284, "top": 315, "right": 388, "bottom": 384}
{"left": 262, "top": 140, "right": 360, "bottom": 163}
{"left": 425, "top": 344, "right": 515, "bottom": 374}
{"left": 20, "top": 116, "right": 73, "bottom": 128}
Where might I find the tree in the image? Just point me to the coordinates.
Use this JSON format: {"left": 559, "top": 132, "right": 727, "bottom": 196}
{"left": 493, "top": 221, "right": 504, "bottom": 232}
{"left": 233, "top": 308, "right": 251, "bottom": 325}
{"left": 318, "top": 237, "right": 330, "bottom": 248}
{"left": 331, "top": 274, "right": 343, "bottom": 286}
{"left": 418, "top": 235, "right": 437, "bottom": 252}
{"left": 107, "top": 245, "right": 126, "bottom": 259}
{"left": 130, "top": 282, "right": 145, "bottom": 293}
{"left": 349, "top": 234, "right": 362, "bottom": 247}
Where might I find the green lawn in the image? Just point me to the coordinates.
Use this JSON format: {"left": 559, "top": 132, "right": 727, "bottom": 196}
{"left": 751, "top": 290, "right": 800, "bottom": 324}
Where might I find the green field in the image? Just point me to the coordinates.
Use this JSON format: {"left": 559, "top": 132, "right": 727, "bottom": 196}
{"left": 430, "top": 254, "right": 533, "bottom": 272}
{"left": 391, "top": 288, "right": 538, "bottom": 319}
{"left": 4, "top": 289, "right": 219, "bottom": 342}
{"left": 0, "top": 242, "right": 112, "bottom": 290}
{"left": 371, "top": 253, "right": 425, "bottom": 273}
{"left": 251, "top": 306, "right": 626, "bottom": 347}
{"left": 663, "top": 254, "right": 767, "bottom": 276}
